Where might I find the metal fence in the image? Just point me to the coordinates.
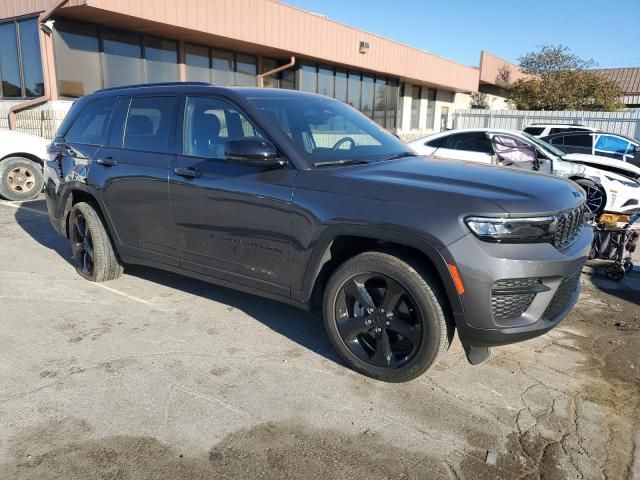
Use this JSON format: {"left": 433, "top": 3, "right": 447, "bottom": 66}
{"left": 452, "top": 109, "right": 640, "bottom": 138}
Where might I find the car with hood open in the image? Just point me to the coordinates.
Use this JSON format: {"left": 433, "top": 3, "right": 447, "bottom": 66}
{"left": 45, "top": 83, "right": 592, "bottom": 382}
{"left": 408, "top": 128, "right": 640, "bottom": 216}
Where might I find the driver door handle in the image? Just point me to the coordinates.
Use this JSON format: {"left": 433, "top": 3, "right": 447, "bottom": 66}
{"left": 174, "top": 167, "right": 202, "bottom": 178}
{"left": 96, "top": 157, "right": 117, "bottom": 166}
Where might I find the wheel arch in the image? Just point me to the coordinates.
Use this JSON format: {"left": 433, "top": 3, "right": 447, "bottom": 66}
{"left": 300, "top": 226, "right": 465, "bottom": 320}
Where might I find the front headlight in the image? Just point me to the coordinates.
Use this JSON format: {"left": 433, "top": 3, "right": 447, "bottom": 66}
{"left": 465, "top": 216, "right": 556, "bottom": 243}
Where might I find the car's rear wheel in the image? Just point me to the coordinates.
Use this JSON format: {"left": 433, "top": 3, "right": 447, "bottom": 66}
{"left": 574, "top": 178, "right": 606, "bottom": 216}
{"left": 323, "top": 251, "right": 451, "bottom": 382}
{"left": 69, "top": 202, "right": 123, "bottom": 282}
{"left": 0, "top": 157, "right": 44, "bottom": 201}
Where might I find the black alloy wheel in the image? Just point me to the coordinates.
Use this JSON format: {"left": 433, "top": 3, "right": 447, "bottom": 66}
{"left": 71, "top": 211, "right": 94, "bottom": 276}
{"left": 575, "top": 178, "right": 606, "bottom": 215}
{"left": 334, "top": 273, "right": 423, "bottom": 368}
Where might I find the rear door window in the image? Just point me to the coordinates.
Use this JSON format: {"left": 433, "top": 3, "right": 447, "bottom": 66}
{"left": 123, "top": 96, "right": 177, "bottom": 153}
{"left": 65, "top": 96, "right": 117, "bottom": 145}
{"left": 562, "top": 134, "right": 592, "bottom": 147}
{"left": 595, "top": 135, "right": 630, "bottom": 154}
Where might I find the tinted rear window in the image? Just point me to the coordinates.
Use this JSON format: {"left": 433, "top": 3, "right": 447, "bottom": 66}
{"left": 65, "top": 96, "right": 117, "bottom": 145}
{"left": 563, "top": 134, "right": 592, "bottom": 147}
{"left": 523, "top": 127, "right": 544, "bottom": 136}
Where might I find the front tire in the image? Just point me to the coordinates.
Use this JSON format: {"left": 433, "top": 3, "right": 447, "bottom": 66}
{"left": 323, "top": 251, "right": 451, "bottom": 382}
{"left": 69, "top": 202, "right": 123, "bottom": 282}
{"left": 0, "top": 157, "right": 44, "bottom": 201}
{"left": 574, "top": 178, "right": 606, "bottom": 216}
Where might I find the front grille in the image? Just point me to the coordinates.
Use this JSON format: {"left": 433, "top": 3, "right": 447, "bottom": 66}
{"left": 553, "top": 203, "right": 586, "bottom": 249}
{"left": 542, "top": 273, "right": 581, "bottom": 321}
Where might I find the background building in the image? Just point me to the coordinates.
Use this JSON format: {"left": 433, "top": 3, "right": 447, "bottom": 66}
{"left": 0, "top": 0, "right": 521, "bottom": 138}
{"left": 594, "top": 68, "right": 640, "bottom": 109}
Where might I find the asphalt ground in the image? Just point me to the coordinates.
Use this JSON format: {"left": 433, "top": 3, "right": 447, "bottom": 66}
{"left": 0, "top": 198, "right": 638, "bottom": 480}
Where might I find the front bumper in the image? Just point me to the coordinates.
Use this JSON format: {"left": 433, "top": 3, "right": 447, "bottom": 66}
{"left": 445, "top": 225, "right": 593, "bottom": 349}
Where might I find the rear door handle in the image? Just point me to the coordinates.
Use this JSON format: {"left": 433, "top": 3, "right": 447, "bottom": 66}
{"left": 96, "top": 157, "right": 117, "bottom": 166}
{"left": 174, "top": 167, "right": 202, "bottom": 178}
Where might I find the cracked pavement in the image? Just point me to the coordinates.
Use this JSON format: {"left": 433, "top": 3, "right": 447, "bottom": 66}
{"left": 0, "top": 199, "right": 638, "bottom": 480}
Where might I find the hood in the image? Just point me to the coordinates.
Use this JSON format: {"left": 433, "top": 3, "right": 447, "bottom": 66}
{"left": 323, "top": 156, "right": 585, "bottom": 216}
{"left": 563, "top": 153, "right": 640, "bottom": 179}
{"left": 0, "top": 128, "right": 49, "bottom": 158}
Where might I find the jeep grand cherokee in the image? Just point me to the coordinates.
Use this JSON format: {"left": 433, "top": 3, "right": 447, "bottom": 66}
{"left": 45, "top": 83, "right": 592, "bottom": 382}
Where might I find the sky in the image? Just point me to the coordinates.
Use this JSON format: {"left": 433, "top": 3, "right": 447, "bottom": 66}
{"left": 283, "top": 0, "right": 640, "bottom": 68}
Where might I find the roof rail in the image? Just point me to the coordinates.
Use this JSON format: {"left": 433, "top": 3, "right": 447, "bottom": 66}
{"left": 95, "top": 81, "right": 213, "bottom": 93}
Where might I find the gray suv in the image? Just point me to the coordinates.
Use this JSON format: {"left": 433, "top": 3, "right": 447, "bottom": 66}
{"left": 45, "top": 83, "right": 592, "bottom": 382}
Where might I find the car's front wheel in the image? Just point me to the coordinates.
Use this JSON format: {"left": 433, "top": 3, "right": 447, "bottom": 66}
{"left": 0, "top": 157, "right": 44, "bottom": 201}
{"left": 323, "top": 251, "right": 452, "bottom": 382}
{"left": 69, "top": 202, "right": 123, "bottom": 282}
{"left": 574, "top": 178, "right": 606, "bottom": 216}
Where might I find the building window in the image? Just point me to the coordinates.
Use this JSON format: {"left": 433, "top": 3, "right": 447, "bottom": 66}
{"left": 373, "top": 77, "right": 387, "bottom": 126}
{"left": 334, "top": 70, "right": 347, "bottom": 103}
{"left": 299, "top": 63, "right": 317, "bottom": 93}
{"left": 102, "top": 30, "right": 143, "bottom": 88}
{"left": 385, "top": 79, "right": 399, "bottom": 130}
{"left": 210, "top": 49, "right": 234, "bottom": 86}
{"left": 347, "top": 71, "right": 361, "bottom": 110}
{"left": 425, "top": 88, "right": 437, "bottom": 130}
{"left": 0, "top": 18, "right": 44, "bottom": 99}
{"left": 235, "top": 54, "right": 257, "bottom": 86}
{"left": 410, "top": 85, "right": 421, "bottom": 130}
{"left": 185, "top": 45, "right": 256, "bottom": 86}
{"left": 318, "top": 67, "right": 334, "bottom": 97}
{"left": 184, "top": 44, "right": 210, "bottom": 83}
{"left": 360, "top": 75, "right": 374, "bottom": 118}
{"left": 18, "top": 19, "right": 45, "bottom": 97}
{"left": 144, "top": 37, "right": 178, "bottom": 82}
{"left": 54, "top": 21, "right": 101, "bottom": 97}
{"left": 261, "top": 58, "right": 279, "bottom": 88}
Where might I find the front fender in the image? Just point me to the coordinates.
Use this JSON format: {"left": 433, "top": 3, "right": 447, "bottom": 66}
{"left": 297, "top": 224, "right": 464, "bottom": 316}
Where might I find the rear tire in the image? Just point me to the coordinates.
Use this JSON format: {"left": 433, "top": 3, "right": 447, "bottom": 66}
{"left": 0, "top": 157, "right": 44, "bottom": 201}
{"left": 69, "top": 202, "right": 123, "bottom": 282}
{"left": 574, "top": 178, "right": 606, "bottom": 216}
{"left": 323, "top": 251, "right": 451, "bottom": 382}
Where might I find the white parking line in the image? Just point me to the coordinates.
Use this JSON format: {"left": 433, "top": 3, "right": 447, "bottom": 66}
{"left": 0, "top": 201, "right": 48, "bottom": 216}
{"left": 93, "top": 282, "right": 171, "bottom": 312}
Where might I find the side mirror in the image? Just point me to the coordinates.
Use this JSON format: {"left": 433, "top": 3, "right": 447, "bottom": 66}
{"left": 225, "top": 138, "right": 287, "bottom": 168}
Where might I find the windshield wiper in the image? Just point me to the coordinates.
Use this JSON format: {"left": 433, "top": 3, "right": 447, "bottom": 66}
{"left": 383, "top": 152, "right": 419, "bottom": 161}
{"left": 313, "top": 159, "right": 369, "bottom": 168}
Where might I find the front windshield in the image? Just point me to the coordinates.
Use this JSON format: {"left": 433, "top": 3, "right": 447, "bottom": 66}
{"left": 521, "top": 132, "right": 566, "bottom": 159}
{"left": 248, "top": 96, "right": 411, "bottom": 165}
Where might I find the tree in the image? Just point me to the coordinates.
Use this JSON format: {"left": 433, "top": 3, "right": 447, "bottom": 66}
{"left": 508, "top": 45, "right": 623, "bottom": 111}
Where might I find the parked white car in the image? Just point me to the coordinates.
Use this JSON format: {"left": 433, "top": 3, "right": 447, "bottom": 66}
{"left": 408, "top": 128, "right": 640, "bottom": 215}
{"left": 0, "top": 129, "right": 49, "bottom": 201}
{"left": 523, "top": 124, "right": 600, "bottom": 138}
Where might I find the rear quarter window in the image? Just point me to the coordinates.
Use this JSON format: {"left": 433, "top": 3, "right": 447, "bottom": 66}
{"left": 65, "top": 96, "right": 117, "bottom": 145}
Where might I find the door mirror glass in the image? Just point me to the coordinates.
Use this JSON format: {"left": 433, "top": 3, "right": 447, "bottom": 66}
{"left": 491, "top": 135, "right": 538, "bottom": 169}
{"left": 225, "top": 138, "right": 286, "bottom": 168}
